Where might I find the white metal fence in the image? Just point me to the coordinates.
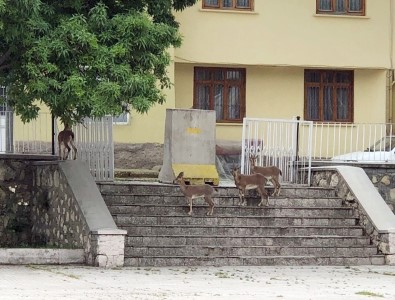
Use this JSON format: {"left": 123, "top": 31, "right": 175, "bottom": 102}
{"left": 65, "top": 117, "right": 114, "bottom": 182}
{"left": 0, "top": 111, "right": 7, "bottom": 152}
{"left": 0, "top": 111, "right": 114, "bottom": 181}
{"left": 0, "top": 111, "right": 53, "bottom": 153}
{"left": 242, "top": 118, "right": 395, "bottom": 185}
{"left": 310, "top": 122, "right": 395, "bottom": 161}
{"left": 241, "top": 118, "right": 313, "bottom": 185}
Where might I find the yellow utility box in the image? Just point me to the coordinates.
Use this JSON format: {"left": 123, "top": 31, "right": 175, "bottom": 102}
{"left": 158, "top": 109, "right": 219, "bottom": 185}
{"left": 172, "top": 164, "right": 219, "bottom": 186}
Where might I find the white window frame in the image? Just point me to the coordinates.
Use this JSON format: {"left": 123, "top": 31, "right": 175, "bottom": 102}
{"left": 113, "top": 112, "right": 130, "bottom": 125}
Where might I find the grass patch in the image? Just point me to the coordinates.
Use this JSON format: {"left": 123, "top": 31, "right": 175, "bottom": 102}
{"left": 215, "top": 271, "right": 230, "bottom": 278}
{"left": 355, "top": 291, "right": 384, "bottom": 297}
{"left": 26, "top": 265, "right": 80, "bottom": 279}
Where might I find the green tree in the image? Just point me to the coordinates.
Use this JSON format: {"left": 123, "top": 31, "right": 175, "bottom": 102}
{"left": 0, "top": 0, "right": 197, "bottom": 125}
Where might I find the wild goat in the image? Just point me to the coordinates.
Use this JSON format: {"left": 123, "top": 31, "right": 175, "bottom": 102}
{"left": 173, "top": 171, "right": 216, "bottom": 216}
{"left": 58, "top": 123, "right": 77, "bottom": 160}
{"left": 231, "top": 167, "right": 269, "bottom": 207}
{"left": 249, "top": 155, "right": 282, "bottom": 196}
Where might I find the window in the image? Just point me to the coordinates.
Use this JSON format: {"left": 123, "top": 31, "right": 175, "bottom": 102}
{"left": 203, "top": 0, "right": 253, "bottom": 11}
{"left": 113, "top": 112, "right": 129, "bottom": 125}
{"left": 194, "top": 67, "right": 246, "bottom": 123}
{"left": 304, "top": 70, "right": 353, "bottom": 122}
{"left": 317, "top": 0, "right": 365, "bottom": 16}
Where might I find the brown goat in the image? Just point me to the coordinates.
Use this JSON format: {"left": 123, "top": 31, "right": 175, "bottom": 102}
{"left": 58, "top": 123, "right": 77, "bottom": 160}
{"left": 249, "top": 154, "right": 282, "bottom": 196}
{"left": 231, "top": 167, "right": 269, "bottom": 207}
{"left": 173, "top": 171, "right": 216, "bottom": 216}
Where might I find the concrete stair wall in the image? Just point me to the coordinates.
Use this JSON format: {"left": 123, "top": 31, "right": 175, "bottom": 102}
{"left": 98, "top": 182, "right": 385, "bottom": 267}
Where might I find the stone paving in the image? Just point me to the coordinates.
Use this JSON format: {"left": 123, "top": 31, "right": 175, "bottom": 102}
{"left": 1, "top": 265, "right": 395, "bottom": 299}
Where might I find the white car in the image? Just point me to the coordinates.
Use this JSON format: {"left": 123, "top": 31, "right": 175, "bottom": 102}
{"left": 331, "top": 136, "right": 395, "bottom": 162}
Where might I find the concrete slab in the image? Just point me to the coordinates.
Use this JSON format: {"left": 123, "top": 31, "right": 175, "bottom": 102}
{"left": 0, "top": 249, "right": 84, "bottom": 265}
{"left": 1, "top": 265, "right": 395, "bottom": 299}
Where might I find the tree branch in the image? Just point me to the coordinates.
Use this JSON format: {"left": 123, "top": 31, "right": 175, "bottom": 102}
{"left": 0, "top": 48, "right": 12, "bottom": 68}
{"left": 0, "top": 64, "right": 11, "bottom": 71}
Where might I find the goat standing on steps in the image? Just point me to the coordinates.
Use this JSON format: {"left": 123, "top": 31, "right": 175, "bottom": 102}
{"left": 58, "top": 123, "right": 77, "bottom": 160}
{"left": 249, "top": 154, "right": 282, "bottom": 196}
{"left": 173, "top": 172, "right": 215, "bottom": 216}
{"left": 232, "top": 167, "right": 269, "bottom": 207}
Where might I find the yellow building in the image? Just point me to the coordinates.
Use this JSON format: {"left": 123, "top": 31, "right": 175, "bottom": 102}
{"left": 114, "top": 0, "right": 395, "bottom": 145}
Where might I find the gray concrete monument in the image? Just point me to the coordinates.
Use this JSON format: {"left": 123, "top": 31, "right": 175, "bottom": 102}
{"left": 158, "top": 109, "right": 219, "bottom": 185}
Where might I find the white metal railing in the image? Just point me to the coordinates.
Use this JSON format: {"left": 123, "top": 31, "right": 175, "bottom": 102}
{"left": 0, "top": 111, "right": 7, "bottom": 152}
{"left": 64, "top": 117, "right": 114, "bottom": 182}
{"left": 0, "top": 111, "right": 53, "bottom": 153}
{"left": 242, "top": 118, "right": 395, "bottom": 186}
{"left": 241, "top": 117, "right": 313, "bottom": 185}
{"left": 310, "top": 122, "right": 395, "bottom": 162}
{"left": 0, "top": 111, "right": 114, "bottom": 181}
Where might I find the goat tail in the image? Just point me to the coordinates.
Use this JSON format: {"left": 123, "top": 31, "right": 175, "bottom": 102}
{"left": 213, "top": 187, "right": 220, "bottom": 196}
{"left": 279, "top": 170, "right": 282, "bottom": 176}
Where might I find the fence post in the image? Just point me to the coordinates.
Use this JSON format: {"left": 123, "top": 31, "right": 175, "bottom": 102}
{"left": 296, "top": 116, "right": 300, "bottom": 161}
{"left": 51, "top": 115, "right": 55, "bottom": 155}
{"left": 6, "top": 110, "right": 13, "bottom": 153}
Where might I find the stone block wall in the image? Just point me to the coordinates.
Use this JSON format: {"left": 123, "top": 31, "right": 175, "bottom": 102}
{"left": 31, "top": 162, "right": 89, "bottom": 249}
{"left": 0, "top": 157, "right": 34, "bottom": 247}
{"left": 1, "top": 155, "right": 126, "bottom": 267}
{"left": 362, "top": 166, "right": 395, "bottom": 213}
{"left": 310, "top": 168, "right": 395, "bottom": 264}
{"left": 0, "top": 155, "right": 88, "bottom": 249}
{"left": 311, "top": 163, "right": 395, "bottom": 214}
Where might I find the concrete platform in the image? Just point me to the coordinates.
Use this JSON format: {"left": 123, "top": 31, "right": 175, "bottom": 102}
{"left": 0, "top": 248, "right": 84, "bottom": 265}
{"left": 1, "top": 265, "right": 395, "bottom": 299}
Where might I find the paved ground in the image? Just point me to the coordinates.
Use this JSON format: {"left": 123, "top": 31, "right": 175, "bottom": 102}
{"left": 1, "top": 265, "right": 395, "bottom": 299}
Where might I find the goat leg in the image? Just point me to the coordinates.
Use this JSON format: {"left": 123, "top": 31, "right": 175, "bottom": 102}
{"left": 188, "top": 197, "right": 193, "bottom": 215}
{"left": 205, "top": 196, "right": 215, "bottom": 216}
{"left": 257, "top": 188, "right": 269, "bottom": 207}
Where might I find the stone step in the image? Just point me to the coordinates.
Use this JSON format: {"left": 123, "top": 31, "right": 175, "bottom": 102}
{"left": 126, "top": 245, "right": 378, "bottom": 257}
{"left": 113, "top": 215, "right": 358, "bottom": 227}
{"left": 99, "top": 181, "right": 382, "bottom": 267}
{"left": 127, "top": 235, "right": 370, "bottom": 247}
{"left": 98, "top": 183, "right": 337, "bottom": 198}
{"left": 122, "top": 225, "right": 363, "bottom": 236}
{"left": 103, "top": 194, "right": 344, "bottom": 208}
{"left": 108, "top": 204, "right": 354, "bottom": 218}
{"left": 125, "top": 255, "right": 385, "bottom": 267}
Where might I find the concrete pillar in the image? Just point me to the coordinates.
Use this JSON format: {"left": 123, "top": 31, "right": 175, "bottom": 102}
{"left": 158, "top": 109, "right": 219, "bottom": 185}
{"left": 88, "top": 229, "right": 127, "bottom": 268}
{"left": 380, "top": 230, "right": 395, "bottom": 265}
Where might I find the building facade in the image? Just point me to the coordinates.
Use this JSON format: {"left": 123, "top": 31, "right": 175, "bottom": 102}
{"left": 115, "top": 0, "right": 395, "bottom": 144}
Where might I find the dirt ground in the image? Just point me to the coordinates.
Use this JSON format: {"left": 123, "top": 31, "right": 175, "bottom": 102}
{"left": 114, "top": 143, "right": 164, "bottom": 170}
{"left": 113, "top": 141, "right": 242, "bottom": 171}
{"left": 113, "top": 142, "right": 242, "bottom": 174}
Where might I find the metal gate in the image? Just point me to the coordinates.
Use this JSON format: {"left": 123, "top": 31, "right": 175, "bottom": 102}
{"left": 0, "top": 111, "right": 114, "bottom": 182}
{"left": 56, "top": 117, "right": 114, "bottom": 181}
{"left": 241, "top": 117, "right": 313, "bottom": 185}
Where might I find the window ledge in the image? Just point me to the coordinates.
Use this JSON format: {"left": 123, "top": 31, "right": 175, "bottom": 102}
{"left": 199, "top": 8, "right": 258, "bottom": 15}
{"left": 113, "top": 122, "right": 129, "bottom": 126}
{"left": 216, "top": 122, "right": 243, "bottom": 126}
{"left": 314, "top": 13, "right": 370, "bottom": 19}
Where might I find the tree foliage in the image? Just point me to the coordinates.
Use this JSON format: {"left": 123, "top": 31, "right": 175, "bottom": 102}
{"left": 0, "top": 0, "right": 197, "bottom": 125}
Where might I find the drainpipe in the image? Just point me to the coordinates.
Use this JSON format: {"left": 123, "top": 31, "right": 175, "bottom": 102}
{"left": 388, "top": 0, "right": 395, "bottom": 131}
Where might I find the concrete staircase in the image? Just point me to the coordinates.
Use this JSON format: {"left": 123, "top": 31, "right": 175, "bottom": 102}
{"left": 98, "top": 182, "right": 385, "bottom": 267}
